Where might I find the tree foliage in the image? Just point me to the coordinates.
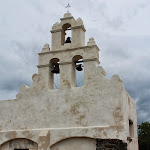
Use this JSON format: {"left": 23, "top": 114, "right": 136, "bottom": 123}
{"left": 138, "top": 122, "right": 150, "bottom": 150}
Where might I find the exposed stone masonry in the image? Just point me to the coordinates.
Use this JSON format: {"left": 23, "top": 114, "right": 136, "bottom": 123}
{"left": 96, "top": 139, "right": 127, "bottom": 150}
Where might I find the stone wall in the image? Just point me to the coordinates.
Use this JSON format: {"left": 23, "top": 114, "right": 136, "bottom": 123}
{"left": 96, "top": 139, "right": 127, "bottom": 150}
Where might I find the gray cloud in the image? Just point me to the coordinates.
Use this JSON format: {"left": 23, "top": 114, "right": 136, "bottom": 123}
{"left": 99, "top": 35, "right": 150, "bottom": 124}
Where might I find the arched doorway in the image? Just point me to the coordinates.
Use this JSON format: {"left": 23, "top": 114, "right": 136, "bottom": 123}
{"left": 1, "top": 138, "right": 38, "bottom": 150}
{"left": 50, "top": 137, "right": 96, "bottom": 150}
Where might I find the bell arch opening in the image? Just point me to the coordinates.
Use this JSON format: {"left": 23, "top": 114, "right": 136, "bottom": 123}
{"left": 49, "top": 58, "right": 60, "bottom": 90}
{"left": 62, "top": 23, "right": 72, "bottom": 45}
{"left": 72, "top": 55, "right": 84, "bottom": 87}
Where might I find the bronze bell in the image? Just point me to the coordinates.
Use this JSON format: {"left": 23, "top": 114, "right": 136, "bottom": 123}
{"left": 51, "top": 64, "right": 60, "bottom": 74}
{"left": 65, "top": 37, "right": 71, "bottom": 43}
{"left": 76, "top": 64, "right": 83, "bottom": 71}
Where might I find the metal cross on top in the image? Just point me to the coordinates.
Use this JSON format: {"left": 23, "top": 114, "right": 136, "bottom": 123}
{"left": 66, "top": 3, "right": 71, "bottom": 13}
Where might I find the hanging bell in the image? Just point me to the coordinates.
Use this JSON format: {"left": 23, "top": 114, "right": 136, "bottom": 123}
{"left": 76, "top": 64, "right": 83, "bottom": 71}
{"left": 51, "top": 64, "right": 60, "bottom": 74}
{"left": 65, "top": 37, "right": 71, "bottom": 43}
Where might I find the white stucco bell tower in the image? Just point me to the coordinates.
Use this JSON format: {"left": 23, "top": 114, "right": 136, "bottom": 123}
{"left": 0, "top": 12, "right": 138, "bottom": 150}
{"left": 51, "top": 12, "right": 86, "bottom": 50}
{"left": 38, "top": 12, "right": 100, "bottom": 91}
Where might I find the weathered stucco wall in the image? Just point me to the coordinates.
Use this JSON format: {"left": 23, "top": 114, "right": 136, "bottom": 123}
{"left": 0, "top": 12, "right": 138, "bottom": 149}
{"left": 0, "top": 66, "right": 138, "bottom": 149}
{"left": 0, "top": 68, "right": 127, "bottom": 131}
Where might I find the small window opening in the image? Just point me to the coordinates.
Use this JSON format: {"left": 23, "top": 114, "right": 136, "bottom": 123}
{"left": 49, "top": 58, "right": 60, "bottom": 90}
{"left": 73, "top": 55, "right": 84, "bottom": 87}
{"left": 62, "top": 23, "right": 72, "bottom": 45}
{"left": 129, "top": 119, "right": 134, "bottom": 138}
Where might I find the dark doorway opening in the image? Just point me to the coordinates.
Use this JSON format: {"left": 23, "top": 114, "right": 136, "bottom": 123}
{"left": 14, "top": 149, "right": 29, "bottom": 150}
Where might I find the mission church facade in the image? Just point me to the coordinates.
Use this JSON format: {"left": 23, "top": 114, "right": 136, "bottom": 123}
{"left": 0, "top": 13, "right": 138, "bottom": 150}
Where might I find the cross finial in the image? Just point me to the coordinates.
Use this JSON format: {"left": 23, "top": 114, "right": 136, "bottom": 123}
{"left": 65, "top": 3, "right": 71, "bottom": 13}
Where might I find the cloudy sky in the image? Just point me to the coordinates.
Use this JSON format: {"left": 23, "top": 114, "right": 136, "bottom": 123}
{"left": 0, "top": 0, "right": 150, "bottom": 124}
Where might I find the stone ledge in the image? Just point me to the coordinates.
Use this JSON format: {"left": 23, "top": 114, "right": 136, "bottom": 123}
{"left": 60, "top": 16, "right": 74, "bottom": 20}
{"left": 38, "top": 45, "right": 99, "bottom": 55}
